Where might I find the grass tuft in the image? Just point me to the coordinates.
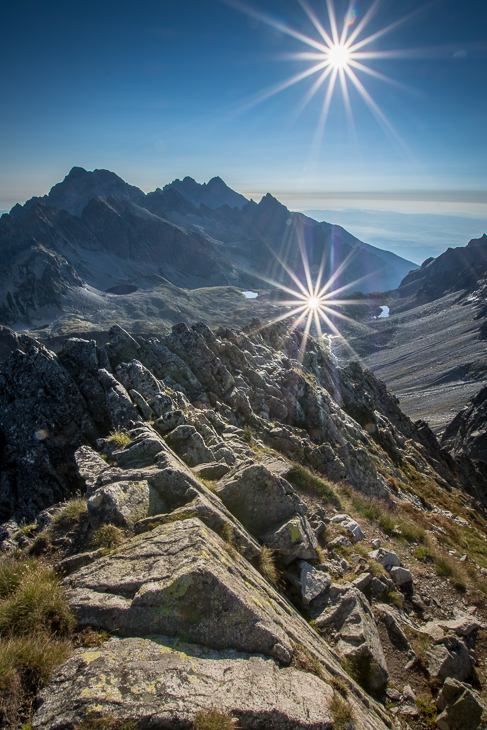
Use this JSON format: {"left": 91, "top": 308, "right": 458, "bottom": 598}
{"left": 220, "top": 523, "right": 237, "bottom": 560}
{"left": 0, "top": 554, "right": 75, "bottom": 725}
{"left": 329, "top": 676, "right": 349, "bottom": 698}
{"left": 106, "top": 430, "right": 131, "bottom": 448}
{"left": 0, "top": 565, "right": 75, "bottom": 638}
{"left": 258, "top": 546, "right": 279, "bottom": 587}
{"left": 342, "top": 653, "right": 373, "bottom": 694}
{"left": 192, "top": 709, "right": 235, "bottom": 730}
{"left": 90, "top": 524, "right": 125, "bottom": 550}
{"left": 329, "top": 693, "right": 355, "bottom": 729}
{"left": 0, "top": 633, "right": 71, "bottom": 724}
{"left": 286, "top": 464, "right": 341, "bottom": 508}
{"left": 74, "top": 713, "right": 137, "bottom": 730}
{"left": 398, "top": 520, "right": 426, "bottom": 543}
{"left": 242, "top": 428, "right": 253, "bottom": 445}
{"left": 51, "top": 498, "right": 88, "bottom": 532}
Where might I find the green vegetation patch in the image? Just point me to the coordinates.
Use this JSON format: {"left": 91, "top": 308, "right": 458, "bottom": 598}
{"left": 91, "top": 524, "right": 125, "bottom": 550}
{"left": 258, "top": 546, "right": 279, "bottom": 587}
{"left": 329, "top": 693, "right": 355, "bottom": 729}
{"left": 0, "top": 554, "right": 75, "bottom": 726}
{"left": 286, "top": 464, "right": 341, "bottom": 508}
{"left": 51, "top": 498, "right": 88, "bottom": 532}
{"left": 192, "top": 709, "right": 235, "bottom": 730}
{"left": 106, "top": 430, "right": 131, "bottom": 448}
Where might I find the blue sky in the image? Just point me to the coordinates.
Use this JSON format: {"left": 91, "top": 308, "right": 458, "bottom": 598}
{"left": 1, "top": 0, "right": 486, "bottom": 260}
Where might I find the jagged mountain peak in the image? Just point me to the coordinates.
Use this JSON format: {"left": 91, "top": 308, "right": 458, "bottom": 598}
{"left": 165, "top": 175, "right": 248, "bottom": 210}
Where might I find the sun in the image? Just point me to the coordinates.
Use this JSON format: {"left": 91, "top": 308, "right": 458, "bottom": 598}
{"left": 307, "top": 296, "right": 320, "bottom": 309}
{"left": 222, "top": 0, "right": 422, "bottom": 147}
{"left": 327, "top": 44, "right": 350, "bottom": 69}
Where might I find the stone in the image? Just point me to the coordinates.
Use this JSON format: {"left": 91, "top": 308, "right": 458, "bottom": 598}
{"left": 216, "top": 463, "right": 306, "bottom": 539}
{"left": 134, "top": 493, "right": 261, "bottom": 560}
{"left": 327, "top": 535, "right": 352, "bottom": 548}
{"left": 342, "top": 518, "right": 364, "bottom": 540}
{"left": 437, "top": 616, "right": 483, "bottom": 637}
{"left": 368, "top": 548, "right": 401, "bottom": 568}
{"left": 128, "top": 389, "right": 153, "bottom": 420}
{"left": 390, "top": 566, "right": 413, "bottom": 586}
{"left": 74, "top": 445, "right": 109, "bottom": 496}
{"left": 435, "top": 677, "right": 486, "bottom": 730}
{"left": 297, "top": 561, "right": 331, "bottom": 605}
{"left": 371, "top": 539, "right": 381, "bottom": 549}
{"left": 315, "top": 587, "right": 388, "bottom": 694}
{"left": 65, "top": 518, "right": 293, "bottom": 663}
{"left": 426, "top": 636, "right": 473, "bottom": 682}
{"left": 353, "top": 573, "right": 372, "bottom": 592}
{"left": 263, "top": 514, "right": 318, "bottom": 564}
{"left": 153, "top": 409, "right": 186, "bottom": 434}
{"left": 87, "top": 479, "right": 164, "bottom": 529}
{"left": 148, "top": 392, "right": 173, "bottom": 417}
{"left": 370, "top": 577, "right": 387, "bottom": 595}
{"left": 115, "top": 360, "right": 163, "bottom": 400}
{"left": 114, "top": 436, "right": 164, "bottom": 469}
{"left": 32, "top": 636, "right": 336, "bottom": 730}
{"left": 57, "top": 549, "right": 105, "bottom": 576}
{"left": 192, "top": 461, "right": 231, "bottom": 480}
{"left": 166, "top": 425, "right": 215, "bottom": 466}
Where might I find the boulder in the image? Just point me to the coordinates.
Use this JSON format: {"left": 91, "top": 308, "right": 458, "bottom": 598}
{"left": 134, "top": 493, "right": 261, "bottom": 560}
{"left": 426, "top": 636, "right": 473, "bottom": 682}
{"left": 128, "top": 389, "right": 153, "bottom": 420}
{"left": 297, "top": 561, "right": 331, "bottom": 605}
{"left": 315, "top": 587, "right": 388, "bottom": 694}
{"left": 436, "top": 678, "right": 486, "bottom": 730}
{"left": 114, "top": 436, "right": 164, "bottom": 469}
{"left": 153, "top": 409, "right": 186, "bottom": 434}
{"left": 115, "top": 360, "right": 163, "bottom": 400}
{"left": 74, "top": 445, "right": 109, "bottom": 496}
{"left": 32, "top": 636, "right": 335, "bottom": 730}
{"left": 65, "top": 518, "right": 293, "bottom": 664}
{"left": 263, "top": 514, "right": 318, "bottom": 564}
{"left": 165, "top": 425, "right": 215, "bottom": 466}
{"left": 148, "top": 392, "right": 173, "bottom": 417}
{"left": 193, "top": 461, "right": 230, "bottom": 480}
{"left": 368, "top": 548, "right": 401, "bottom": 568}
{"left": 390, "top": 566, "right": 413, "bottom": 586}
{"left": 216, "top": 463, "right": 307, "bottom": 539}
{"left": 87, "top": 479, "right": 164, "bottom": 529}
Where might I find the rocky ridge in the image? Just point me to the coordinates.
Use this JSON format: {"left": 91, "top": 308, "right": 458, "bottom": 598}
{"left": 2, "top": 319, "right": 487, "bottom": 728}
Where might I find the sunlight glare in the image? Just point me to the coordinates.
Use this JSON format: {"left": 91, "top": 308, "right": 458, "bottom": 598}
{"left": 327, "top": 44, "right": 349, "bottom": 69}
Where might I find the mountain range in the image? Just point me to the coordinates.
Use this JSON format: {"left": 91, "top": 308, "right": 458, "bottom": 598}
{"left": 0, "top": 167, "right": 416, "bottom": 331}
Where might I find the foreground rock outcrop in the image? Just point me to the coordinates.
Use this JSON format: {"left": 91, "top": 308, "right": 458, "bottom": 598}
{"left": 2, "top": 318, "right": 487, "bottom": 729}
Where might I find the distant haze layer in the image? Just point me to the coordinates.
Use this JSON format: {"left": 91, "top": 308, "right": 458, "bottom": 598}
{"left": 302, "top": 209, "right": 487, "bottom": 264}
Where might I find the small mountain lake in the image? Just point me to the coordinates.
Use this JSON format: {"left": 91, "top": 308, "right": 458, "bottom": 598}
{"left": 242, "top": 291, "right": 258, "bottom": 299}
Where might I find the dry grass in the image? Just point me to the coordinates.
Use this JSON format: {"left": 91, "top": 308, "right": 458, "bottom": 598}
{"left": 90, "top": 524, "right": 125, "bottom": 550}
{"left": 220, "top": 523, "right": 238, "bottom": 560}
{"left": 0, "top": 565, "right": 75, "bottom": 638}
{"left": 258, "top": 546, "right": 279, "bottom": 587}
{"left": 192, "top": 709, "right": 235, "bottom": 730}
{"left": 0, "top": 554, "right": 75, "bottom": 726}
{"left": 74, "top": 713, "right": 137, "bottom": 730}
{"left": 106, "top": 430, "right": 131, "bottom": 448}
{"left": 51, "top": 498, "right": 88, "bottom": 532}
{"left": 286, "top": 464, "right": 341, "bottom": 509}
{"left": 0, "top": 633, "right": 71, "bottom": 725}
{"left": 329, "top": 693, "right": 355, "bottom": 729}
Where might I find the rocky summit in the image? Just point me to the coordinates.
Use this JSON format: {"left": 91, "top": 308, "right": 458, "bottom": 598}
{"left": 2, "top": 317, "right": 487, "bottom": 729}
